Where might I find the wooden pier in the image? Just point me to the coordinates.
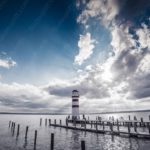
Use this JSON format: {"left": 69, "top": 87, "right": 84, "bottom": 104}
{"left": 8, "top": 115, "right": 150, "bottom": 150}
{"left": 48, "top": 117, "right": 150, "bottom": 139}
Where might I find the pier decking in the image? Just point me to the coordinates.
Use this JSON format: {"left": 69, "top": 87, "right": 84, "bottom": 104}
{"left": 48, "top": 117, "right": 150, "bottom": 139}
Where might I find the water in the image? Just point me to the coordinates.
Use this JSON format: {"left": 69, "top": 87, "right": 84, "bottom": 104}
{"left": 0, "top": 112, "right": 150, "bottom": 150}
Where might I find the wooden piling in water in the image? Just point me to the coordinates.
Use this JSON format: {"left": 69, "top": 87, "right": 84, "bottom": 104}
{"left": 9, "top": 121, "right": 11, "bottom": 128}
{"left": 40, "top": 118, "right": 42, "bottom": 126}
{"left": 81, "top": 140, "right": 85, "bottom": 150}
{"left": 45, "top": 118, "right": 47, "bottom": 126}
{"left": 117, "top": 119, "right": 119, "bottom": 131}
{"left": 66, "top": 119, "right": 68, "bottom": 126}
{"left": 50, "top": 133, "right": 54, "bottom": 150}
{"left": 85, "top": 120, "right": 86, "bottom": 129}
{"left": 148, "top": 124, "right": 150, "bottom": 134}
{"left": 12, "top": 122, "right": 15, "bottom": 135}
{"left": 134, "top": 123, "right": 137, "bottom": 132}
{"left": 134, "top": 116, "right": 137, "bottom": 121}
{"left": 103, "top": 121, "right": 105, "bottom": 130}
{"left": 49, "top": 119, "right": 51, "bottom": 126}
{"left": 16, "top": 124, "right": 20, "bottom": 137}
{"left": 128, "top": 124, "right": 130, "bottom": 133}
{"left": 96, "top": 121, "right": 98, "bottom": 131}
{"left": 129, "top": 115, "right": 130, "bottom": 120}
{"left": 11, "top": 122, "right": 13, "bottom": 132}
{"left": 60, "top": 119, "right": 62, "bottom": 125}
{"left": 34, "top": 130, "right": 37, "bottom": 148}
{"left": 54, "top": 119, "right": 56, "bottom": 125}
{"left": 110, "top": 123, "right": 113, "bottom": 132}
{"left": 25, "top": 126, "right": 29, "bottom": 139}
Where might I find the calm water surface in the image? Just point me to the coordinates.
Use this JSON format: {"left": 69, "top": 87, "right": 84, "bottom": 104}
{"left": 0, "top": 112, "right": 150, "bottom": 150}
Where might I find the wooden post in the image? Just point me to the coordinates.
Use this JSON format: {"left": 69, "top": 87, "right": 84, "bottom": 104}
{"left": 34, "top": 130, "right": 37, "bottom": 148}
{"left": 81, "top": 121, "right": 83, "bottom": 128}
{"left": 96, "top": 121, "right": 98, "bottom": 131}
{"left": 66, "top": 119, "right": 68, "bottom": 126}
{"left": 16, "top": 124, "right": 20, "bottom": 137}
{"left": 50, "top": 133, "right": 54, "bottom": 150}
{"left": 11, "top": 122, "right": 13, "bottom": 132}
{"left": 25, "top": 126, "right": 29, "bottom": 139}
{"left": 117, "top": 119, "right": 119, "bottom": 131}
{"left": 148, "top": 123, "right": 150, "bottom": 134}
{"left": 40, "top": 118, "right": 42, "bottom": 126}
{"left": 128, "top": 124, "right": 130, "bottom": 133}
{"left": 12, "top": 122, "right": 15, "bottom": 135}
{"left": 134, "top": 123, "right": 137, "bottom": 132}
{"left": 81, "top": 140, "right": 85, "bottom": 150}
{"left": 45, "top": 118, "right": 47, "bottom": 126}
{"left": 9, "top": 121, "right": 11, "bottom": 128}
{"left": 54, "top": 119, "right": 56, "bottom": 125}
{"left": 134, "top": 116, "right": 137, "bottom": 121}
{"left": 103, "top": 122, "right": 105, "bottom": 131}
{"left": 75, "top": 120, "right": 77, "bottom": 128}
{"left": 60, "top": 120, "right": 62, "bottom": 125}
{"left": 49, "top": 119, "right": 51, "bottom": 126}
{"left": 128, "top": 115, "right": 130, "bottom": 120}
{"left": 110, "top": 123, "right": 113, "bottom": 132}
{"left": 84, "top": 119, "right": 86, "bottom": 129}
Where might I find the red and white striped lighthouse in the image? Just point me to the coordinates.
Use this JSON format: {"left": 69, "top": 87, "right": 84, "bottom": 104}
{"left": 72, "top": 90, "right": 79, "bottom": 120}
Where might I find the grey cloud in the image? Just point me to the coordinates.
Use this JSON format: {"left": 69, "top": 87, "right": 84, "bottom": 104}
{"left": 45, "top": 75, "right": 110, "bottom": 99}
{"left": 128, "top": 73, "right": 150, "bottom": 99}
{"left": 0, "top": 96, "right": 48, "bottom": 109}
{"left": 111, "top": 48, "right": 149, "bottom": 80}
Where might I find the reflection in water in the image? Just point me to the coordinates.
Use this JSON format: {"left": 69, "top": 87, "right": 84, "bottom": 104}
{"left": 23, "top": 139, "right": 28, "bottom": 149}
{"left": 111, "top": 134, "right": 114, "bottom": 142}
{"left": 1, "top": 114, "right": 150, "bottom": 150}
{"left": 70, "top": 130, "right": 80, "bottom": 150}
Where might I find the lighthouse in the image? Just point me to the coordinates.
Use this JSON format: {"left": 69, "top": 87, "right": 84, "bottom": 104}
{"left": 72, "top": 90, "right": 80, "bottom": 120}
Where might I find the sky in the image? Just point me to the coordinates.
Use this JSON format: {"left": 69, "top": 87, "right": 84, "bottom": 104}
{"left": 0, "top": 0, "right": 150, "bottom": 113}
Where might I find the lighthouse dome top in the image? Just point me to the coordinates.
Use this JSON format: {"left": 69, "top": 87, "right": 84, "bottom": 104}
{"left": 72, "top": 90, "right": 79, "bottom": 97}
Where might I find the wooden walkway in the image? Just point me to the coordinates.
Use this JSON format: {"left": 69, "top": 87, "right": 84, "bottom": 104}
{"left": 48, "top": 118, "right": 150, "bottom": 139}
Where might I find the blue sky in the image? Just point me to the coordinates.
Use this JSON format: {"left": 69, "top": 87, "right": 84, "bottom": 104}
{"left": 0, "top": 0, "right": 150, "bottom": 113}
{"left": 0, "top": 0, "right": 82, "bottom": 84}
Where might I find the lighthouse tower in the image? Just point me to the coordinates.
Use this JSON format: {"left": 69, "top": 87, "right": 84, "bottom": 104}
{"left": 72, "top": 90, "right": 79, "bottom": 120}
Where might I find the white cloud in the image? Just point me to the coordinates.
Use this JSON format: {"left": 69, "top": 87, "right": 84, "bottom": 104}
{"left": 136, "top": 23, "right": 150, "bottom": 49}
{"left": 75, "top": 32, "right": 96, "bottom": 65}
{"left": 77, "top": 0, "right": 119, "bottom": 26}
{"left": 110, "top": 25, "right": 136, "bottom": 54}
{"left": 0, "top": 59, "right": 16, "bottom": 69}
{"left": 0, "top": 53, "right": 16, "bottom": 69}
{"left": 0, "top": 82, "right": 71, "bottom": 113}
{"left": 1, "top": 1, "right": 150, "bottom": 113}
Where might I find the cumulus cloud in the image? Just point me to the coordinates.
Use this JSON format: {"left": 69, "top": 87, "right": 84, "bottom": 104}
{"left": 0, "top": 82, "right": 71, "bottom": 113}
{"left": 136, "top": 24, "right": 150, "bottom": 49}
{"left": 77, "top": 0, "right": 119, "bottom": 26}
{"left": 72, "top": 0, "right": 150, "bottom": 111}
{"left": 75, "top": 32, "right": 96, "bottom": 65}
{"left": 1, "top": 0, "right": 150, "bottom": 113}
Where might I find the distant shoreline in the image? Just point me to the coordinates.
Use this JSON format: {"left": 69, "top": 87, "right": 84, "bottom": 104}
{"left": 0, "top": 109, "right": 150, "bottom": 115}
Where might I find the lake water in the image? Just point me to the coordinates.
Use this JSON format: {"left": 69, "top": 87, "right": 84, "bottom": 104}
{"left": 0, "top": 112, "right": 150, "bottom": 150}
